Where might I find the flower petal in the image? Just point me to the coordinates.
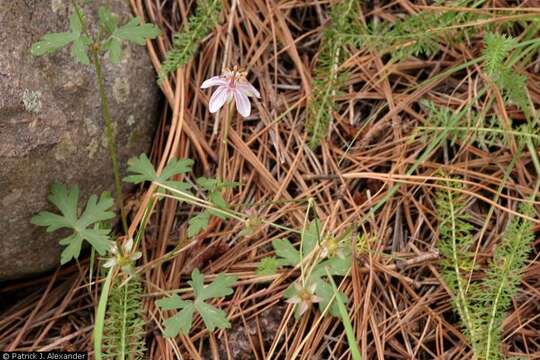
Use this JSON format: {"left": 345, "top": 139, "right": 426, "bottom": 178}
{"left": 286, "top": 296, "right": 301, "bottom": 305}
{"left": 103, "top": 258, "right": 116, "bottom": 268}
{"left": 237, "top": 82, "right": 260, "bottom": 98}
{"left": 131, "top": 252, "right": 142, "bottom": 261}
{"left": 298, "top": 302, "right": 309, "bottom": 316}
{"left": 124, "top": 237, "right": 134, "bottom": 252}
{"left": 201, "top": 76, "right": 227, "bottom": 89}
{"left": 209, "top": 86, "right": 230, "bottom": 113}
{"left": 234, "top": 89, "right": 251, "bottom": 117}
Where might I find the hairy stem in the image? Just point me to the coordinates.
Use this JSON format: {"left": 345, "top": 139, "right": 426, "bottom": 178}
{"left": 92, "top": 51, "right": 129, "bottom": 236}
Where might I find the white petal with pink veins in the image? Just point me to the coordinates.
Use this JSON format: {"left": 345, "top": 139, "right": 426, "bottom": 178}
{"left": 237, "top": 82, "right": 260, "bottom": 98}
{"left": 234, "top": 90, "right": 251, "bottom": 117}
{"left": 209, "top": 86, "right": 230, "bottom": 113}
{"left": 201, "top": 76, "right": 227, "bottom": 89}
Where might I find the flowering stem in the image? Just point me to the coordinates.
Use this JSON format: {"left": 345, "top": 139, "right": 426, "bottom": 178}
{"left": 91, "top": 49, "right": 129, "bottom": 237}
{"left": 222, "top": 102, "right": 234, "bottom": 145}
{"left": 219, "top": 102, "right": 234, "bottom": 179}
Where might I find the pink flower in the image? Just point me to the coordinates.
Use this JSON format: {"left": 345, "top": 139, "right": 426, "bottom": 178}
{"left": 286, "top": 282, "right": 321, "bottom": 317}
{"left": 201, "top": 67, "right": 260, "bottom": 118}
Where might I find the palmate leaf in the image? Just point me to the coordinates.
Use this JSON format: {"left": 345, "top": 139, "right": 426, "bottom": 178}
{"left": 114, "top": 18, "right": 160, "bottom": 45}
{"left": 31, "top": 183, "right": 114, "bottom": 264}
{"left": 187, "top": 178, "right": 237, "bottom": 238}
{"left": 157, "top": 269, "right": 237, "bottom": 337}
{"left": 187, "top": 211, "right": 210, "bottom": 238}
{"left": 255, "top": 257, "right": 288, "bottom": 276}
{"left": 97, "top": 7, "right": 160, "bottom": 64}
{"left": 124, "top": 153, "right": 193, "bottom": 192}
{"left": 31, "top": 13, "right": 90, "bottom": 64}
{"left": 190, "top": 269, "right": 237, "bottom": 301}
{"left": 255, "top": 219, "right": 322, "bottom": 276}
{"left": 272, "top": 238, "right": 301, "bottom": 266}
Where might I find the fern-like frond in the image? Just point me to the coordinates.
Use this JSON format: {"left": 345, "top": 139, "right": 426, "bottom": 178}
{"left": 419, "top": 101, "right": 540, "bottom": 150}
{"left": 103, "top": 278, "right": 146, "bottom": 360}
{"left": 436, "top": 182, "right": 482, "bottom": 353}
{"left": 159, "top": 0, "right": 222, "bottom": 82}
{"left": 306, "top": 0, "right": 360, "bottom": 148}
{"left": 357, "top": 0, "right": 478, "bottom": 61}
{"left": 476, "top": 204, "right": 535, "bottom": 360}
{"left": 483, "top": 32, "right": 530, "bottom": 116}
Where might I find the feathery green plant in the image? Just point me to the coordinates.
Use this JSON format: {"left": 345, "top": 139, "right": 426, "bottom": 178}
{"left": 159, "top": 0, "right": 222, "bottom": 81}
{"left": 436, "top": 181, "right": 481, "bottom": 352}
{"left": 103, "top": 278, "right": 146, "bottom": 360}
{"left": 358, "top": 0, "right": 480, "bottom": 61}
{"left": 436, "top": 182, "right": 535, "bottom": 359}
{"left": 475, "top": 204, "right": 535, "bottom": 360}
{"left": 306, "top": 0, "right": 360, "bottom": 148}
{"left": 483, "top": 32, "right": 530, "bottom": 117}
{"left": 418, "top": 100, "right": 540, "bottom": 151}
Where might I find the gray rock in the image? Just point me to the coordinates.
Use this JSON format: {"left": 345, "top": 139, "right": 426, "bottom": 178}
{"left": 0, "top": 0, "right": 159, "bottom": 280}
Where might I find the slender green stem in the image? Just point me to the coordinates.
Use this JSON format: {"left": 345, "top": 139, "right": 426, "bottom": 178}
{"left": 92, "top": 51, "right": 129, "bottom": 236}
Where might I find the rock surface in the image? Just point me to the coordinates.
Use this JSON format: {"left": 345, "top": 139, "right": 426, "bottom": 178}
{"left": 0, "top": 0, "right": 159, "bottom": 280}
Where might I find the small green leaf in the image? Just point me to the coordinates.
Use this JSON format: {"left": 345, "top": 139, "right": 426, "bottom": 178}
{"left": 195, "top": 300, "right": 230, "bottom": 331}
{"left": 123, "top": 153, "right": 157, "bottom": 184}
{"left": 69, "top": 12, "right": 84, "bottom": 34}
{"left": 256, "top": 257, "right": 286, "bottom": 276}
{"left": 98, "top": 7, "right": 118, "bottom": 34}
{"left": 197, "top": 177, "right": 238, "bottom": 192}
{"left": 187, "top": 211, "right": 210, "bottom": 238}
{"left": 272, "top": 238, "right": 301, "bottom": 266}
{"left": 156, "top": 294, "right": 188, "bottom": 310}
{"left": 124, "top": 154, "right": 192, "bottom": 192}
{"left": 163, "top": 304, "right": 195, "bottom": 337}
{"left": 312, "top": 256, "right": 352, "bottom": 278}
{"left": 313, "top": 277, "right": 348, "bottom": 317}
{"left": 58, "top": 234, "right": 83, "bottom": 265}
{"left": 31, "top": 32, "right": 78, "bottom": 56}
{"left": 302, "top": 219, "right": 321, "bottom": 257}
{"left": 71, "top": 36, "right": 91, "bottom": 65}
{"left": 160, "top": 158, "right": 194, "bottom": 180}
{"left": 157, "top": 269, "right": 237, "bottom": 336}
{"left": 104, "top": 38, "right": 122, "bottom": 64}
{"left": 114, "top": 17, "right": 160, "bottom": 45}
{"left": 192, "top": 272, "right": 237, "bottom": 301}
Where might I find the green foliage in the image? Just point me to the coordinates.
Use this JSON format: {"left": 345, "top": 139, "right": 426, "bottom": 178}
{"left": 187, "top": 177, "right": 237, "bottom": 238}
{"left": 257, "top": 219, "right": 351, "bottom": 317}
{"left": 263, "top": 219, "right": 321, "bottom": 268}
{"left": 357, "top": 1, "right": 479, "bottom": 61}
{"left": 475, "top": 204, "right": 535, "bottom": 360}
{"left": 31, "top": 13, "right": 92, "bottom": 64}
{"left": 31, "top": 6, "right": 159, "bottom": 65}
{"left": 483, "top": 32, "right": 529, "bottom": 116}
{"left": 419, "top": 101, "right": 540, "bottom": 150}
{"left": 123, "top": 153, "right": 193, "bottom": 192}
{"left": 103, "top": 278, "right": 146, "bottom": 360}
{"left": 31, "top": 183, "right": 114, "bottom": 264}
{"left": 99, "top": 8, "right": 160, "bottom": 64}
{"left": 436, "top": 181, "right": 480, "bottom": 351}
{"left": 255, "top": 256, "right": 287, "bottom": 276}
{"left": 307, "top": 0, "right": 360, "bottom": 148}
{"left": 156, "top": 269, "right": 237, "bottom": 337}
{"left": 436, "top": 182, "right": 535, "bottom": 359}
{"left": 159, "top": 0, "right": 222, "bottom": 81}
